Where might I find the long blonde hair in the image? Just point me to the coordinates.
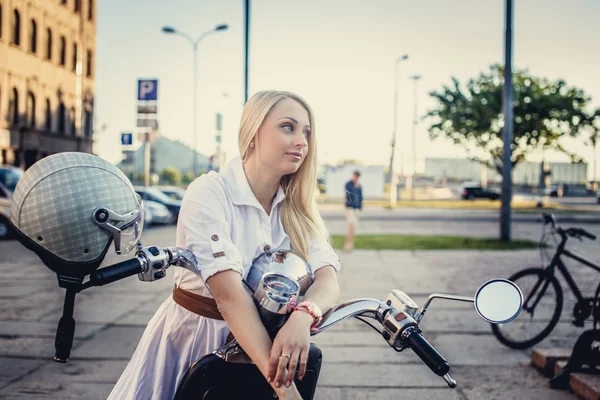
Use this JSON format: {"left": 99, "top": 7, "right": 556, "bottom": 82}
{"left": 238, "top": 90, "right": 330, "bottom": 261}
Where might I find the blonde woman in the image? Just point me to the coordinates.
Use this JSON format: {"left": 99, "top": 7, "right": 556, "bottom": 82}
{"left": 108, "top": 91, "right": 341, "bottom": 400}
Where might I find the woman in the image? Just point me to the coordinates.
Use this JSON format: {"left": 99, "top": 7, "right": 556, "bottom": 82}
{"left": 107, "top": 91, "right": 341, "bottom": 400}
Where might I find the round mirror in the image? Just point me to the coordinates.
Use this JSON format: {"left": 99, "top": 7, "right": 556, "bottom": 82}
{"left": 474, "top": 279, "right": 523, "bottom": 324}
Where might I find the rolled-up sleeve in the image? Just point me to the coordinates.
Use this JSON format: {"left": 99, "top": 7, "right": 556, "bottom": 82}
{"left": 179, "top": 176, "right": 244, "bottom": 283}
{"left": 307, "top": 233, "right": 341, "bottom": 275}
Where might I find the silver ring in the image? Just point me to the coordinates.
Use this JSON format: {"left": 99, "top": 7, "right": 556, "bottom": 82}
{"left": 279, "top": 353, "right": 291, "bottom": 359}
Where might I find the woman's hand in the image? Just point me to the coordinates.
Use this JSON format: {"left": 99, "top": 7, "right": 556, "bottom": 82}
{"left": 267, "top": 310, "right": 314, "bottom": 388}
{"left": 274, "top": 382, "right": 303, "bottom": 400}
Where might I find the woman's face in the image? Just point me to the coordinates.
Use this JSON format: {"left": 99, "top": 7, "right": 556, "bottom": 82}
{"left": 255, "top": 98, "right": 310, "bottom": 175}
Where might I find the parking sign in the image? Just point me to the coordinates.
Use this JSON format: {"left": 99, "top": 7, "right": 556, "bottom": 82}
{"left": 137, "top": 79, "right": 158, "bottom": 101}
{"left": 121, "top": 132, "right": 133, "bottom": 146}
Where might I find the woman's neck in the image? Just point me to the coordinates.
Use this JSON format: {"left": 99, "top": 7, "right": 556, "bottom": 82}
{"left": 242, "top": 159, "right": 282, "bottom": 215}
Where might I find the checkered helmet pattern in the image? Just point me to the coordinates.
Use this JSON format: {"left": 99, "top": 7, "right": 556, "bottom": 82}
{"left": 10, "top": 152, "right": 140, "bottom": 263}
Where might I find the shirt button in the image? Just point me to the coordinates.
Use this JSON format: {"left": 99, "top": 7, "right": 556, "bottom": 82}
{"left": 211, "top": 234, "right": 219, "bottom": 241}
{"left": 263, "top": 245, "right": 271, "bottom": 251}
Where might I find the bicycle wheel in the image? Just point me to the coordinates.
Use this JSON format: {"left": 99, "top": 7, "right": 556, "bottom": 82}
{"left": 491, "top": 268, "right": 563, "bottom": 349}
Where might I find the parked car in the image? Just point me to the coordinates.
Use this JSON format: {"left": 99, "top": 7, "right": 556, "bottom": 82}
{"left": 144, "top": 200, "right": 175, "bottom": 226}
{"left": 460, "top": 183, "right": 501, "bottom": 200}
{"left": 157, "top": 186, "right": 187, "bottom": 201}
{"left": 134, "top": 186, "right": 181, "bottom": 224}
{"left": 0, "top": 165, "right": 24, "bottom": 239}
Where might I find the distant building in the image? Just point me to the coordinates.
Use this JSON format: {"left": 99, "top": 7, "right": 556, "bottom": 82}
{"left": 424, "top": 157, "right": 588, "bottom": 186}
{"left": 322, "top": 164, "right": 385, "bottom": 198}
{"left": 118, "top": 136, "right": 209, "bottom": 176}
{"left": 0, "top": 0, "right": 97, "bottom": 168}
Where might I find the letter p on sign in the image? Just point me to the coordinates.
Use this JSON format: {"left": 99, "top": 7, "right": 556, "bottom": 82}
{"left": 137, "top": 79, "right": 158, "bottom": 101}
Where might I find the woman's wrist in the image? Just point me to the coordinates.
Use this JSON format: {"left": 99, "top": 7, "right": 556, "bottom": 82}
{"left": 291, "top": 308, "right": 315, "bottom": 327}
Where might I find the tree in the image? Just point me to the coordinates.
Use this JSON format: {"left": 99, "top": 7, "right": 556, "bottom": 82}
{"left": 182, "top": 171, "right": 196, "bottom": 185}
{"left": 426, "top": 65, "right": 594, "bottom": 175}
{"left": 585, "top": 110, "right": 600, "bottom": 184}
{"left": 160, "top": 167, "right": 182, "bottom": 186}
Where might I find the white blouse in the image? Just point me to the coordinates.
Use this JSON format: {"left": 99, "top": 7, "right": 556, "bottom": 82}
{"left": 174, "top": 155, "right": 341, "bottom": 295}
{"left": 107, "top": 156, "right": 341, "bottom": 400}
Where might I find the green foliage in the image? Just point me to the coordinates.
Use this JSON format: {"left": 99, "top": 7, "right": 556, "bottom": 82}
{"left": 426, "top": 64, "right": 595, "bottom": 174}
{"left": 160, "top": 167, "right": 182, "bottom": 186}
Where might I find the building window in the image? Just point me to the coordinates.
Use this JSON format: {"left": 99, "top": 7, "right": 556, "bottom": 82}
{"left": 30, "top": 19, "right": 37, "bottom": 53}
{"left": 88, "top": 0, "right": 93, "bottom": 21}
{"left": 74, "top": 0, "right": 81, "bottom": 13}
{"left": 45, "top": 98, "right": 52, "bottom": 131}
{"left": 46, "top": 28, "right": 52, "bottom": 60}
{"left": 84, "top": 109, "right": 92, "bottom": 137}
{"left": 72, "top": 42, "right": 77, "bottom": 71}
{"left": 59, "top": 36, "right": 66, "bottom": 66}
{"left": 9, "top": 88, "right": 19, "bottom": 126}
{"left": 86, "top": 50, "right": 92, "bottom": 77}
{"left": 26, "top": 91, "right": 35, "bottom": 129}
{"left": 61, "top": 0, "right": 67, "bottom": 5}
{"left": 58, "top": 102, "right": 66, "bottom": 133}
{"left": 70, "top": 107, "right": 75, "bottom": 135}
{"left": 12, "top": 9, "right": 20, "bottom": 46}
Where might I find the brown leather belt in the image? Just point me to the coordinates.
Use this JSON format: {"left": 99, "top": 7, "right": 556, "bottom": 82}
{"left": 172, "top": 285, "right": 224, "bottom": 320}
{"left": 172, "top": 285, "right": 234, "bottom": 343}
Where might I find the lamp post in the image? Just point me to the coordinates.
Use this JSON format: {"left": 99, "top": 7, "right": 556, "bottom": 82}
{"left": 407, "top": 74, "right": 421, "bottom": 201}
{"left": 388, "top": 54, "right": 409, "bottom": 208}
{"left": 162, "top": 24, "right": 228, "bottom": 176}
{"left": 500, "top": 0, "right": 514, "bottom": 241}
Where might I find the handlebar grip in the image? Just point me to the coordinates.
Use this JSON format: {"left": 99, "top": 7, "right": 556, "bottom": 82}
{"left": 89, "top": 257, "right": 144, "bottom": 286}
{"left": 406, "top": 330, "right": 450, "bottom": 376}
{"left": 578, "top": 228, "right": 596, "bottom": 240}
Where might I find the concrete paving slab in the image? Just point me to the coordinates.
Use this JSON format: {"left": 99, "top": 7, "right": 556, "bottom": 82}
{"left": 324, "top": 388, "right": 463, "bottom": 400}
{"left": 21, "top": 359, "right": 128, "bottom": 383}
{"left": 430, "top": 334, "right": 530, "bottom": 366}
{"left": 41, "top": 292, "right": 150, "bottom": 324}
{"left": 113, "top": 311, "right": 156, "bottom": 326}
{"left": 0, "top": 381, "right": 114, "bottom": 400}
{"left": 319, "top": 346, "right": 419, "bottom": 364}
{"left": 70, "top": 326, "right": 145, "bottom": 360}
{"left": 312, "top": 330, "right": 389, "bottom": 347}
{"left": 0, "top": 357, "right": 43, "bottom": 388}
{"left": 318, "top": 363, "right": 448, "bottom": 388}
{"left": 0, "top": 321, "right": 103, "bottom": 339}
{"left": 462, "top": 388, "right": 573, "bottom": 400}
{"left": 0, "top": 337, "right": 80, "bottom": 359}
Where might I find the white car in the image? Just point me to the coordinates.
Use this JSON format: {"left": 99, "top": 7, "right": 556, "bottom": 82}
{"left": 0, "top": 165, "right": 24, "bottom": 239}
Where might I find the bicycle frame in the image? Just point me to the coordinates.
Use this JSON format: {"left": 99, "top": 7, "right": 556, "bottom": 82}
{"left": 526, "top": 232, "right": 600, "bottom": 312}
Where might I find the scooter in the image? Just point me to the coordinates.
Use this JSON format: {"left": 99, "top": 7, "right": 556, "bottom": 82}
{"left": 50, "top": 244, "right": 523, "bottom": 400}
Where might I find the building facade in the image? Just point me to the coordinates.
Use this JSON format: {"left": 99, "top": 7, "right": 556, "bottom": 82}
{"left": 0, "top": 0, "right": 96, "bottom": 168}
{"left": 424, "top": 157, "right": 588, "bottom": 186}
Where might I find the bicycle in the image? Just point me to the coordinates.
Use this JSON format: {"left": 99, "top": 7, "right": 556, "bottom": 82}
{"left": 492, "top": 213, "right": 600, "bottom": 349}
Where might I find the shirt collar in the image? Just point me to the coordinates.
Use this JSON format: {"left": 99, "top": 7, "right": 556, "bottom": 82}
{"left": 221, "top": 156, "right": 286, "bottom": 212}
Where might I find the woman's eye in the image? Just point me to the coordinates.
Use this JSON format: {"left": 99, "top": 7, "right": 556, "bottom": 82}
{"left": 282, "top": 124, "right": 293, "bottom": 132}
{"left": 303, "top": 131, "right": 310, "bottom": 138}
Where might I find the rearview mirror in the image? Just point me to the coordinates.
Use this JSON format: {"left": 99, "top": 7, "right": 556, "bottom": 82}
{"left": 474, "top": 279, "right": 523, "bottom": 324}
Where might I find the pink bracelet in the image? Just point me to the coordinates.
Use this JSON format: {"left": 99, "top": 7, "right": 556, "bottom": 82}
{"left": 293, "top": 301, "right": 323, "bottom": 329}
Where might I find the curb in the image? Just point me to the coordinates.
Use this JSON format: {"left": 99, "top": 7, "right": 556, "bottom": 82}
{"left": 531, "top": 348, "right": 600, "bottom": 400}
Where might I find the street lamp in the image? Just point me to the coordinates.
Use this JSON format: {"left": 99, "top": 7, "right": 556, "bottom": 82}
{"left": 161, "top": 23, "right": 229, "bottom": 176}
{"left": 407, "top": 74, "right": 421, "bottom": 201}
{"left": 388, "top": 54, "right": 409, "bottom": 208}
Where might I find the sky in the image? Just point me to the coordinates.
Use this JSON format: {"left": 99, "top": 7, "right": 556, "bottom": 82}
{"left": 93, "top": 0, "right": 600, "bottom": 178}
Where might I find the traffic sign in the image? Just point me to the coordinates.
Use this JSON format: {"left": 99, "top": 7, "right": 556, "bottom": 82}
{"left": 121, "top": 132, "right": 133, "bottom": 146}
{"left": 137, "top": 79, "right": 158, "bottom": 101}
{"left": 137, "top": 118, "right": 159, "bottom": 129}
{"left": 137, "top": 104, "right": 158, "bottom": 114}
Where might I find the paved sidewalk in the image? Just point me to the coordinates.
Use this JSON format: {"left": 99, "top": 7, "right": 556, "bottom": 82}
{"left": 0, "top": 223, "right": 592, "bottom": 399}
